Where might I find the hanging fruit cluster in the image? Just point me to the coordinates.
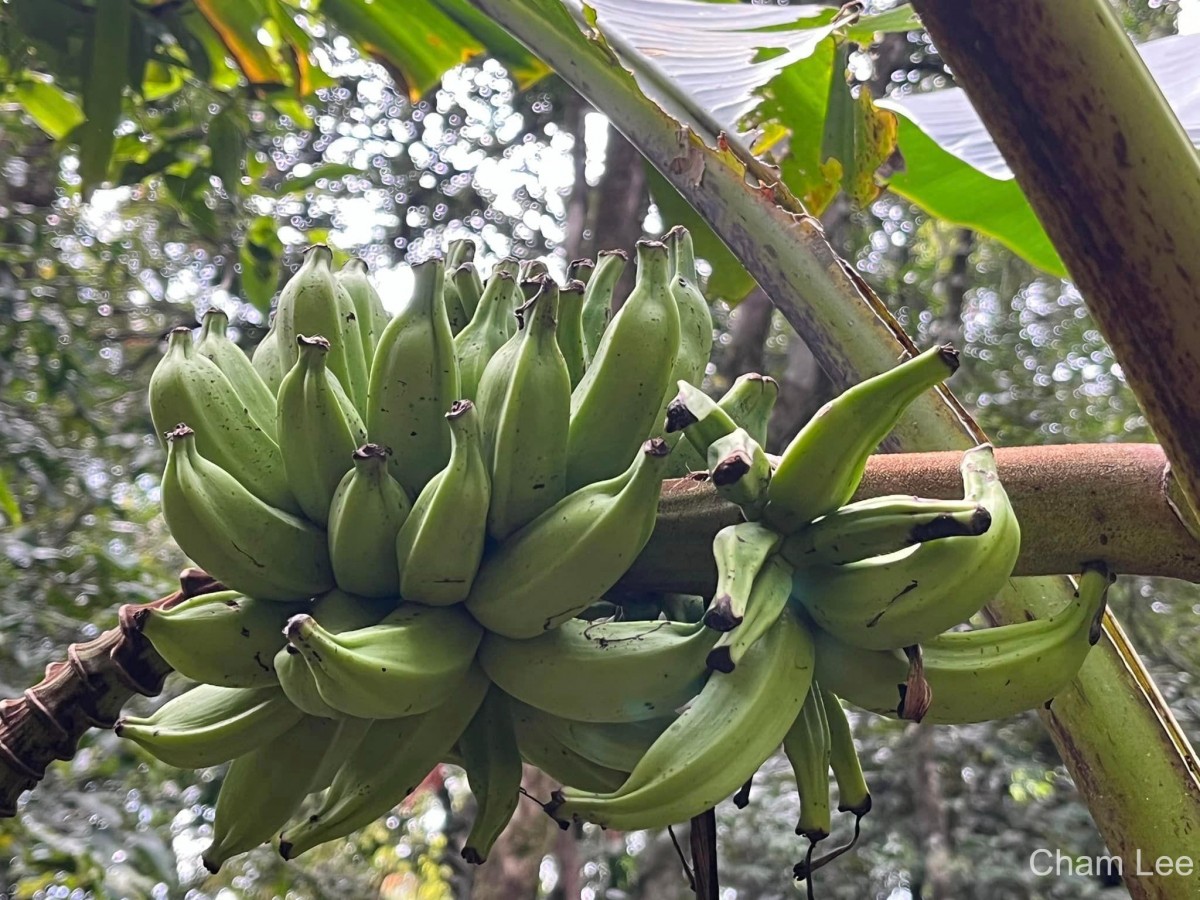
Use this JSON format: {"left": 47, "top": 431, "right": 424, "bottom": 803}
{"left": 125, "top": 226, "right": 1110, "bottom": 883}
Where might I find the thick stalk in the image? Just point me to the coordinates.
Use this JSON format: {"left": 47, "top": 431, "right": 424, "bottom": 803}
{"left": 465, "top": 4, "right": 1200, "bottom": 887}
{"left": 621, "top": 443, "right": 1200, "bottom": 593}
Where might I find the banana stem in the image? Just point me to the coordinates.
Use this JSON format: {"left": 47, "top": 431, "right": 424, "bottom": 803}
{"left": 0, "top": 569, "right": 223, "bottom": 817}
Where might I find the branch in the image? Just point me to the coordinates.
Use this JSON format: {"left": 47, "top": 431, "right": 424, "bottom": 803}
{"left": 621, "top": 443, "right": 1200, "bottom": 594}
{"left": 0, "top": 570, "right": 222, "bottom": 817}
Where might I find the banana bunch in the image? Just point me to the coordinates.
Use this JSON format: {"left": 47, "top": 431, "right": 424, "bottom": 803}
{"left": 132, "top": 232, "right": 1110, "bottom": 885}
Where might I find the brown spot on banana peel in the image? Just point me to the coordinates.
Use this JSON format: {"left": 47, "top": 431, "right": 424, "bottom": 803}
{"left": 864, "top": 581, "right": 919, "bottom": 628}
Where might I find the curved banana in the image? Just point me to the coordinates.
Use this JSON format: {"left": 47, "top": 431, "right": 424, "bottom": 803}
{"left": 718, "top": 373, "right": 779, "bottom": 448}
{"left": 278, "top": 665, "right": 489, "bottom": 860}
{"left": 394, "top": 399, "right": 490, "bottom": 605}
{"left": 160, "top": 425, "right": 333, "bottom": 601}
{"left": 794, "top": 444, "right": 1019, "bottom": 651}
{"left": 276, "top": 335, "right": 368, "bottom": 526}
{"left": 443, "top": 239, "right": 476, "bottom": 333}
{"left": 336, "top": 257, "right": 391, "bottom": 361}
{"left": 150, "top": 327, "right": 297, "bottom": 513}
{"left": 283, "top": 603, "right": 483, "bottom": 719}
{"left": 477, "top": 281, "right": 571, "bottom": 540}
{"left": 707, "top": 555, "right": 793, "bottom": 673}
{"left": 664, "top": 380, "right": 738, "bottom": 458}
{"left": 366, "top": 257, "right": 460, "bottom": 496}
{"left": 705, "top": 520, "right": 783, "bottom": 631}
{"left": 567, "top": 240, "right": 679, "bottom": 490}
{"left": 556, "top": 278, "right": 588, "bottom": 388}
{"left": 512, "top": 710, "right": 630, "bottom": 794}
{"left": 275, "top": 245, "right": 370, "bottom": 413}
{"left": 580, "top": 249, "right": 626, "bottom": 364}
{"left": 765, "top": 344, "right": 960, "bottom": 533}
{"left": 452, "top": 262, "right": 484, "bottom": 321}
{"left": 139, "top": 590, "right": 308, "bottom": 687}
{"left": 251, "top": 321, "right": 287, "bottom": 396}
{"left": 478, "top": 617, "right": 716, "bottom": 723}
{"left": 466, "top": 438, "right": 671, "bottom": 639}
{"left": 458, "top": 686, "right": 523, "bottom": 864}
{"left": 511, "top": 701, "right": 670, "bottom": 773}
{"left": 707, "top": 427, "right": 771, "bottom": 519}
{"left": 197, "top": 308, "right": 278, "bottom": 439}
{"left": 327, "top": 443, "right": 411, "bottom": 598}
{"left": 664, "top": 225, "right": 714, "bottom": 400}
{"left": 309, "top": 715, "right": 375, "bottom": 794}
{"left": 811, "top": 562, "right": 1112, "bottom": 724}
{"left": 547, "top": 605, "right": 815, "bottom": 831}
{"left": 784, "top": 681, "right": 831, "bottom": 844}
{"left": 203, "top": 714, "right": 341, "bottom": 872}
{"left": 782, "top": 495, "right": 991, "bottom": 567}
{"left": 454, "top": 260, "right": 520, "bottom": 400}
{"left": 819, "top": 687, "right": 871, "bottom": 817}
{"left": 115, "top": 684, "right": 301, "bottom": 768}
{"left": 274, "top": 590, "right": 395, "bottom": 718}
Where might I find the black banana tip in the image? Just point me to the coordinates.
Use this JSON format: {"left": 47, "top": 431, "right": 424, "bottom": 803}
{"left": 837, "top": 795, "right": 872, "bottom": 816}
{"left": 644, "top": 437, "right": 671, "bottom": 458}
{"left": 703, "top": 597, "right": 742, "bottom": 632}
{"left": 447, "top": 399, "right": 474, "bottom": 419}
{"left": 353, "top": 443, "right": 390, "bottom": 461}
{"left": 278, "top": 839, "right": 294, "bottom": 860}
{"left": 711, "top": 452, "right": 752, "bottom": 487}
{"left": 664, "top": 399, "right": 698, "bottom": 433}
{"left": 706, "top": 646, "right": 735, "bottom": 674}
{"left": 936, "top": 343, "right": 961, "bottom": 372}
{"left": 201, "top": 854, "right": 221, "bottom": 874}
{"left": 462, "top": 847, "right": 485, "bottom": 865}
{"left": 165, "top": 423, "right": 194, "bottom": 441}
{"left": 598, "top": 248, "right": 629, "bottom": 260}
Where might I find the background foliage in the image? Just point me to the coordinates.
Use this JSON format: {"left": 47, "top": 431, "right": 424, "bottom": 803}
{"left": 0, "top": 0, "right": 1197, "bottom": 897}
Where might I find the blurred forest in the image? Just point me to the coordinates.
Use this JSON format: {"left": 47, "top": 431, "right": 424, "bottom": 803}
{"left": 1, "top": 0, "right": 1199, "bottom": 897}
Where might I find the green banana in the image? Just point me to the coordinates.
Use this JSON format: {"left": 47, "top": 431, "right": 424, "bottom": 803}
{"left": 794, "top": 444, "right": 1019, "bottom": 651}
{"left": 459, "top": 686, "right": 523, "bottom": 864}
{"left": 274, "top": 590, "right": 395, "bottom": 718}
{"left": 445, "top": 239, "right": 477, "bottom": 330}
{"left": 478, "top": 617, "right": 716, "bottom": 722}
{"left": 580, "top": 249, "right": 625, "bottom": 364}
{"left": 203, "top": 714, "right": 340, "bottom": 872}
{"left": 477, "top": 280, "right": 571, "bottom": 540}
{"left": 336, "top": 257, "right": 391, "bottom": 361}
{"left": 366, "top": 257, "right": 460, "bottom": 496}
{"left": 819, "top": 687, "right": 871, "bottom": 817}
{"left": 556, "top": 278, "right": 588, "bottom": 388}
{"left": 765, "top": 344, "right": 960, "bottom": 533}
{"left": 160, "top": 424, "right": 333, "bottom": 601}
{"left": 782, "top": 494, "right": 991, "bottom": 567}
{"left": 718, "top": 373, "right": 779, "bottom": 448}
{"left": 704, "top": 520, "right": 784, "bottom": 631}
{"left": 139, "top": 590, "right": 309, "bottom": 687}
{"left": 511, "top": 701, "right": 671, "bottom": 773}
{"left": 567, "top": 241, "right": 680, "bottom": 490}
{"left": 518, "top": 258, "right": 549, "bottom": 282}
{"left": 707, "top": 427, "right": 771, "bottom": 518}
{"left": 251, "top": 321, "right": 286, "bottom": 396}
{"left": 447, "top": 237, "right": 476, "bottom": 270}
{"left": 452, "top": 262, "right": 484, "bottom": 321}
{"left": 326, "top": 443, "right": 411, "bottom": 598}
{"left": 275, "top": 245, "right": 370, "bottom": 413}
{"left": 278, "top": 665, "right": 489, "bottom": 860}
{"left": 283, "top": 603, "right": 483, "bottom": 719}
{"left": 466, "top": 438, "right": 671, "bottom": 639}
{"left": 568, "top": 257, "right": 594, "bottom": 286}
{"left": 547, "top": 604, "right": 815, "bottom": 831}
{"left": 810, "top": 562, "right": 1112, "bottom": 724}
{"left": 309, "top": 715, "right": 375, "bottom": 794}
{"left": 150, "top": 327, "right": 297, "bottom": 513}
{"left": 454, "top": 259, "right": 520, "bottom": 400}
{"left": 784, "top": 681, "right": 832, "bottom": 844}
{"left": 276, "top": 335, "right": 368, "bottom": 526}
{"left": 664, "top": 225, "right": 714, "bottom": 401}
{"left": 115, "top": 684, "right": 301, "bottom": 768}
{"left": 394, "top": 399, "right": 490, "bottom": 605}
{"left": 512, "top": 710, "right": 630, "bottom": 793}
{"left": 196, "top": 308, "right": 278, "bottom": 439}
{"left": 707, "top": 555, "right": 793, "bottom": 673}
